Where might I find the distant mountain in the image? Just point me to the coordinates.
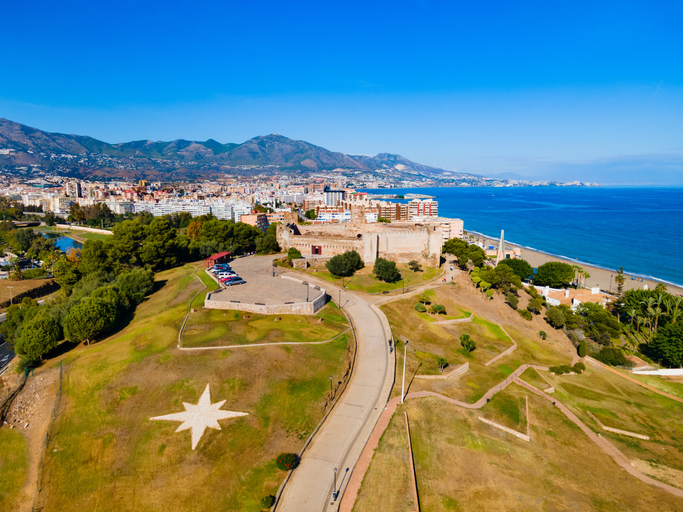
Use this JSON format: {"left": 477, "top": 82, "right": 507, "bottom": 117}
{"left": 0, "top": 118, "right": 468, "bottom": 181}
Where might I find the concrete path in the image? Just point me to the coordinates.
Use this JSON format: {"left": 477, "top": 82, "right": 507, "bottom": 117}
{"left": 275, "top": 273, "right": 395, "bottom": 512}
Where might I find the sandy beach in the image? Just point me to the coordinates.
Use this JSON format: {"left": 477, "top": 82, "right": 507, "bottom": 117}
{"left": 466, "top": 233, "right": 683, "bottom": 297}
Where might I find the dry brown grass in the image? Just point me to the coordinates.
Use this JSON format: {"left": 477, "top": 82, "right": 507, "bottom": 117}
{"left": 355, "top": 389, "right": 683, "bottom": 511}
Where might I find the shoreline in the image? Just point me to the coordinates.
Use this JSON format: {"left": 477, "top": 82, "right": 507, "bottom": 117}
{"left": 465, "top": 230, "right": 683, "bottom": 296}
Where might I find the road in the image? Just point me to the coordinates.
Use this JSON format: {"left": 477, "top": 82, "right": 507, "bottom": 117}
{"left": 276, "top": 273, "right": 395, "bottom": 512}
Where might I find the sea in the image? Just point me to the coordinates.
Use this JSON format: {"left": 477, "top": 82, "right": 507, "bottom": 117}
{"left": 359, "top": 187, "right": 683, "bottom": 287}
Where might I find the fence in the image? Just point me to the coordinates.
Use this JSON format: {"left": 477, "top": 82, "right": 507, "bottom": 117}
{"left": 32, "top": 361, "right": 63, "bottom": 512}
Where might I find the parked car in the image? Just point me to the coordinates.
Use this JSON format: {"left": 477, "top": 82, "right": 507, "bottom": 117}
{"left": 216, "top": 271, "right": 237, "bottom": 278}
{"left": 224, "top": 278, "right": 245, "bottom": 286}
{"left": 220, "top": 275, "right": 240, "bottom": 282}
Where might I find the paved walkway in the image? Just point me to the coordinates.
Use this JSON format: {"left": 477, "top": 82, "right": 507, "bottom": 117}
{"left": 275, "top": 273, "right": 395, "bottom": 512}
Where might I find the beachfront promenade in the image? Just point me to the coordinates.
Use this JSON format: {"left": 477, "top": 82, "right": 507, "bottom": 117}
{"left": 275, "top": 273, "right": 395, "bottom": 512}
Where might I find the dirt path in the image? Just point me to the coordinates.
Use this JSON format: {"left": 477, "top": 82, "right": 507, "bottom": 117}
{"left": 3, "top": 367, "right": 60, "bottom": 512}
{"left": 340, "top": 362, "right": 683, "bottom": 510}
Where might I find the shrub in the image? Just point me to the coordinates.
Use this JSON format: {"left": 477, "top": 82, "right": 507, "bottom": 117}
{"left": 430, "top": 304, "right": 446, "bottom": 315}
{"left": 414, "top": 303, "right": 427, "bottom": 313}
{"left": 527, "top": 297, "right": 544, "bottom": 314}
{"left": 460, "top": 334, "right": 476, "bottom": 352}
{"left": 485, "top": 289, "right": 495, "bottom": 300}
{"left": 539, "top": 331, "right": 547, "bottom": 340}
{"left": 574, "top": 362, "right": 586, "bottom": 372}
{"left": 275, "top": 453, "right": 300, "bottom": 471}
{"left": 287, "top": 247, "right": 302, "bottom": 262}
{"left": 518, "top": 309, "right": 532, "bottom": 321}
{"left": 506, "top": 293, "right": 519, "bottom": 310}
{"left": 578, "top": 339, "right": 587, "bottom": 357}
{"left": 408, "top": 260, "right": 421, "bottom": 272}
{"left": 594, "top": 347, "right": 633, "bottom": 368}
{"left": 23, "top": 268, "right": 47, "bottom": 279}
{"left": 260, "top": 495, "right": 276, "bottom": 508}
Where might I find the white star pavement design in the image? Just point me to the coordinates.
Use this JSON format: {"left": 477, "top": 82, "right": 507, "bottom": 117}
{"left": 150, "top": 384, "right": 248, "bottom": 450}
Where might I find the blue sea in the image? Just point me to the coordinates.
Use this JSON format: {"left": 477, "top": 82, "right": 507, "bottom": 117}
{"left": 360, "top": 187, "right": 683, "bottom": 287}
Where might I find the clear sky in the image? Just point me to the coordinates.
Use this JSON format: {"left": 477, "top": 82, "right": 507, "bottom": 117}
{"left": 1, "top": 0, "right": 682, "bottom": 180}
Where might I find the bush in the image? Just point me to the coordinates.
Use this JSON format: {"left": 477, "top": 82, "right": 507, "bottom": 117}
{"left": 505, "top": 293, "right": 519, "bottom": 310}
{"left": 594, "top": 347, "right": 633, "bottom": 368}
{"left": 539, "top": 331, "right": 547, "bottom": 340}
{"left": 414, "top": 303, "right": 427, "bottom": 313}
{"left": 430, "top": 304, "right": 446, "bottom": 315}
{"left": 23, "top": 268, "right": 47, "bottom": 279}
{"left": 275, "top": 453, "right": 299, "bottom": 471}
{"left": 574, "top": 362, "right": 586, "bottom": 372}
{"left": 260, "top": 495, "right": 276, "bottom": 508}
{"left": 460, "top": 334, "right": 476, "bottom": 352}
{"left": 545, "top": 307, "right": 566, "bottom": 328}
{"left": 527, "top": 297, "right": 544, "bottom": 314}
{"left": 373, "top": 258, "right": 401, "bottom": 283}
{"left": 408, "top": 260, "right": 421, "bottom": 272}
{"left": 518, "top": 309, "right": 532, "bottom": 321}
{"left": 287, "top": 247, "right": 302, "bottom": 262}
{"left": 578, "top": 339, "right": 587, "bottom": 357}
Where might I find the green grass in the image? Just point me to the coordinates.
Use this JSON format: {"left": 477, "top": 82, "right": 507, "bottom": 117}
{"left": 300, "top": 263, "right": 441, "bottom": 294}
{"left": 519, "top": 367, "right": 551, "bottom": 391}
{"left": 182, "top": 302, "right": 347, "bottom": 347}
{"left": 628, "top": 374, "right": 683, "bottom": 400}
{"left": 0, "top": 428, "right": 28, "bottom": 511}
{"left": 42, "top": 262, "right": 352, "bottom": 512}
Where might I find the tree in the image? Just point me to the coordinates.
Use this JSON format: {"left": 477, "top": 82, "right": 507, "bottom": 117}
{"left": 648, "top": 323, "right": 683, "bottom": 368}
{"left": 417, "top": 294, "right": 431, "bottom": 305}
{"left": 545, "top": 306, "right": 566, "bottom": 328}
{"left": 533, "top": 262, "right": 575, "bottom": 288}
{"left": 539, "top": 331, "right": 547, "bottom": 340}
{"left": 437, "top": 357, "right": 448, "bottom": 372}
{"left": 187, "top": 220, "right": 202, "bottom": 240}
{"left": 373, "top": 258, "right": 401, "bottom": 283}
{"left": 326, "top": 250, "right": 364, "bottom": 277}
{"left": 614, "top": 267, "right": 625, "bottom": 297}
{"left": 527, "top": 297, "right": 544, "bottom": 315}
{"left": 304, "top": 209, "right": 317, "bottom": 220}
{"left": 63, "top": 297, "right": 118, "bottom": 344}
{"left": 408, "top": 260, "right": 422, "bottom": 272}
{"left": 430, "top": 304, "right": 446, "bottom": 315}
{"left": 460, "top": 334, "right": 476, "bottom": 352}
{"left": 255, "top": 233, "right": 279, "bottom": 254}
{"left": 53, "top": 257, "right": 81, "bottom": 295}
{"left": 377, "top": 216, "right": 391, "bottom": 223}
{"left": 497, "top": 258, "right": 533, "bottom": 281}
{"left": 15, "top": 310, "right": 61, "bottom": 361}
{"left": 506, "top": 293, "right": 519, "bottom": 310}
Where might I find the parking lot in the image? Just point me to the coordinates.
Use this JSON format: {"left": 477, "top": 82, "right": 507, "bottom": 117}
{"left": 208, "top": 255, "right": 322, "bottom": 305}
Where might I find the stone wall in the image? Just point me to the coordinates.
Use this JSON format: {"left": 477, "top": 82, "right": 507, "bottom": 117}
{"left": 204, "top": 288, "right": 327, "bottom": 315}
{"left": 55, "top": 224, "right": 113, "bottom": 235}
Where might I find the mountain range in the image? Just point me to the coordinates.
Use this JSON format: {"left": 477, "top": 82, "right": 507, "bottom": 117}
{"left": 0, "top": 118, "right": 480, "bottom": 182}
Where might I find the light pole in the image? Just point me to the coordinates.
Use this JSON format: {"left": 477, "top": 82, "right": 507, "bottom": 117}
{"left": 402, "top": 277, "right": 405, "bottom": 294}
{"left": 609, "top": 274, "right": 614, "bottom": 294}
{"left": 401, "top": 339, "right": 409, "bottom": 403}
{"left": 303, "top": 281, "right": 309, "bottom": 302}
{"left": 8, "top": 286, "right": 13, "bottom": 305}
{"left": 329, "top": 375, "right": 333, "bottom": 399}
{"left": 338, "top": 288, "right": 342, "bottom": 309}
{"left": 333, "top": 467, "right": 338, "bottom": 500}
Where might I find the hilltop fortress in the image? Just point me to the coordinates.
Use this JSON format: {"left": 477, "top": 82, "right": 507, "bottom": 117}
{"left": 276, "top": 208, "right": 455, "bottom": 267}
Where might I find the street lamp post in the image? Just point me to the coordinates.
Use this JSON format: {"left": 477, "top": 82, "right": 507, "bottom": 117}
{"left": 8, "top": 286, "right": 13, "bottom": 305}
{"left": 303, "top": 281, "right": 309, "bottom": 302}
{"left": 609, "top": 274, "right": 614, "bottom": 294}
{"left": 333, "top": 467, "right": 338, "bottom": 500}
{"left": 402, "top": 278, "right": 405, "bottom": 294}
{"left": 401, "top": 340, "right": 409, "bottom": 403}
{"left": 338, "top": 288, "right": 341, "bottom": 309}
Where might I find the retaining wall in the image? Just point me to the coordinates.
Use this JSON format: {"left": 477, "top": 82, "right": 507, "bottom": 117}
{"left": 205, "top": 289, "right": 327, "bottom": 315}
{"left": 478, "top": 416, "right": 530, "bottom": 442}
{"left": 55, "top": 224, "right": 113, "bottom": 235}
{"left": 416, "top": 362, "right": 469, "bottom": 380}
{"left": 633, "top": 368, "right": 683, "bottom": 376}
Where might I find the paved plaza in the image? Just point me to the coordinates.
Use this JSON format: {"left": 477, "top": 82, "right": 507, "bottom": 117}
{"left": 208, "top": 255, "right": 323, "bottom": 305}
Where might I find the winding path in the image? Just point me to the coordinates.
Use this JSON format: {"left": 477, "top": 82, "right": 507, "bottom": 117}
{"left": 341, "top": 363, "right": 683, "bottom": 511}
{"left": 275, "top": 273, "right": 395, "bottom": 512}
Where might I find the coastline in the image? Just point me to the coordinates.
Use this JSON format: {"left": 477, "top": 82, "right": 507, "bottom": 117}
{"left": 465, "top": 230, "right": 683, "bottom": 296}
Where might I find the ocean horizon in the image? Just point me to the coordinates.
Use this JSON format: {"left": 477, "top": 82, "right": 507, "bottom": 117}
{"left": 360, "top": 186, "right": 683, "bottom": 287}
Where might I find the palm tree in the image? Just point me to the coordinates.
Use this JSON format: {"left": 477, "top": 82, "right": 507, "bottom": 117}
{"left": 582, "top": 271, "right": 591, "bottom": 288}
{"left": 572, "top": 265, "right": 583, "bottom": 287}
{"left": 626, "top": 307, "right": 639, "bottom": 330}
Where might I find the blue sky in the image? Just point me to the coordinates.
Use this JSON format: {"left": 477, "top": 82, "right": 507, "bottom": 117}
{"left": 1, "top": 0, "right": 682, "bottom": 181}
